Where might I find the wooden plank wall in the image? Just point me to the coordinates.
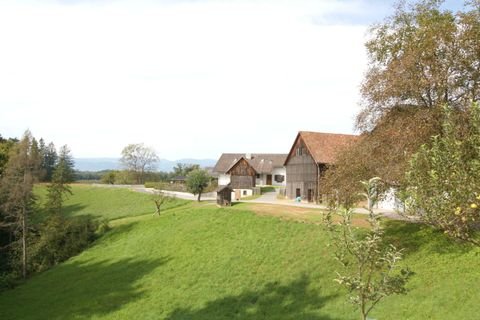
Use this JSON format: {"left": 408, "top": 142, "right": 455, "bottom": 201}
{"left": 231, "top": 175, "right": 255, "bottom": 189}
{"left": 229, "top": 158, "right": 256, "bottom": 189}
{"left": 285, "top": 137, "right": 318, "bottom": 200}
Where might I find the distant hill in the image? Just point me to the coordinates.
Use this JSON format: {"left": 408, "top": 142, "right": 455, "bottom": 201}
{"left": 74, "top": 158, "right": 217, "bottom": 172}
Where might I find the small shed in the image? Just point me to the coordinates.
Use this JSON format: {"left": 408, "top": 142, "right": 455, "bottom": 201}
{"left": 226, "top": 157, "right": 257, "bottom": 189}
{"left": 217, "top": 185, "right": 233, "bottom": 207}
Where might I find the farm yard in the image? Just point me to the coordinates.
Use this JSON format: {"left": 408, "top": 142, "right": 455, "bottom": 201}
{"left": 1, "top": 1, "right": 479, "bottom": 319}
{"left": 0, "top": 185, "right": 478, "bottom": 320}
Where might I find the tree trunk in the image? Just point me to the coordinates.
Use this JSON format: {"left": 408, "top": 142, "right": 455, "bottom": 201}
{"left": 22, "top": 171, "right": 28, "bottom": 279}
{"left": 22, "top": 208, "right": 27, "bottom": 279}
{"left": 361, "top": 302, "right": 367, "bottom": 320}
{"left": 197, "top": 192, "right": 201, "bottom": 202}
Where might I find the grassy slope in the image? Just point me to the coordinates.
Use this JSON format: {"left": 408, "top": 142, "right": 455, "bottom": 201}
{"left": 1, "top": 187, "right": 479, "bottom": 319}
{"left": 34, "top": 184, "right": 189, "bottom": 221}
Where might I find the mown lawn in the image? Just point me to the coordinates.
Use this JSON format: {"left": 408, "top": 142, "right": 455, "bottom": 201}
{"left": 1, "top": 187, "right": 479, "bottom": 319}
{"left": 34, "top": 184, "right": 189, "bottom": 221}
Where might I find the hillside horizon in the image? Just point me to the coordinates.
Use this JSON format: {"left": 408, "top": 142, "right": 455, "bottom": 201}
{"left": 74, "top": 157, "right": 217, "bottom": 172}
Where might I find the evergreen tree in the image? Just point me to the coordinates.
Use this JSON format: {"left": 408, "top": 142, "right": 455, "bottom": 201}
{"left": 0, "top": 135, "right": 18, "bottom": 178}
{"left": 46, "top": 145, "right": 75, "bottom": 215}
{"left": 0, "top": 131, "right": 41, "bottom": 278}
{"left": 41, "top": 142, "right": 57, "bottom": 182}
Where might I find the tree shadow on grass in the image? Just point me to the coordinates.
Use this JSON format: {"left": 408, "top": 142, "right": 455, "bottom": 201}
{"left": 61, "top": 203, "right": 88, "bottom": 218}
{"left": 382, "top": 220, "right": 474, "bottom": 256}
{"left": 33, "top": 203, "right": 88, "bottom": 223}
{"left": 2, "top": 256, "right": 171, "bottom": 320}
{"left": 166, "top": 274, "right": 340, "bottom": 320}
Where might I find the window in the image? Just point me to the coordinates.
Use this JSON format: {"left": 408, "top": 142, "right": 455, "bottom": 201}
{"left": 274, "top": 175, "right": 284, "bottom": 183}
{"left": 256, "top": 174, "right": 260, "bottom": 178}
{"left": 296, "top": 147, "right": 304, "bottom": 156}
{"left": 243, "top": 190, "right": 247, "bottom": 196}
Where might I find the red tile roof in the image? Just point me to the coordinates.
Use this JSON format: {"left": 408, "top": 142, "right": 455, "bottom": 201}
{"left": 285, "top": 131, "right": 358, "bottom": 165}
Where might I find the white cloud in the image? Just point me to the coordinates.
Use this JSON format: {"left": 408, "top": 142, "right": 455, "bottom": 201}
{"left": 0, "top": 0, "right": 370, "bottom": 159}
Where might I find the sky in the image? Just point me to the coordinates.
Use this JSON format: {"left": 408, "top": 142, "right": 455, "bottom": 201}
{"left": 0, "top": 0, "right": 466, "bottom": 160}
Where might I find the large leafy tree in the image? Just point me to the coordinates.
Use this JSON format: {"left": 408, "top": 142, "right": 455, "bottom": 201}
{"left": 322, "top": 0, "right": 480, "bottom": 205}
{"left": 406, "top": 103, "right": 480, "bottom": 245}
{"left": 186, "top": 169, "right": 210, "bottom": 202}
{"left": 173, "top": 163, "right": 200, "bottom": 177}
{"left": 0, "top": 131, "right": 41, "bottom": 278}
{"left": 322, "top": 106, "right": 439, "bottom": 206}
{"left": 358, "top": 0, "right": 480, "bottom": 131}
{"left": 120, "top": 143, "right": 159, "bottom": 184}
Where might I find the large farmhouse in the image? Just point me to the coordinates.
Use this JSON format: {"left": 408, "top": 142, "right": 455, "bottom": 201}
{"left": 213, "top": 153, "right": 287, "bottom": 191}
{"left": 284, "top": 131, "right": 357, "bottom": 202}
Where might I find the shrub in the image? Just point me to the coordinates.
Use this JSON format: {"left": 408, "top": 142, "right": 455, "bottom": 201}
{"left": 29, "top": 214, "right": 98, "bottom": 272}
{"left": 145, "top": 181, "right": 187, "bottom": 192}
{"left": 406, "top": 103, "right": 480, "bottom": 245}
{"left": 101, "top": 171, "right": 116, "bottom": 184}
{"left": 325, "top": 178, "right": 411, "bottom": 320}
{"left": 0, "top": 272, "right": 18, "bottom": 291}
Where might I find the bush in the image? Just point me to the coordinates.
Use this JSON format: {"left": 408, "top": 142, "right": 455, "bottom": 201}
{"left": 145, "top": 181, "right": 187, "bottom": 192}
{"left": 29, "top": 214, "right": 98, "bottom": 273}
{"left": 406, "top": 103, "right": 480, "bottom": 244}
{"left": 101, "top": 171, "right": 116, "bottom": 184}
{"left": 97, "top": 218, "right": 111, "bottom": 234}
{"left": 260, "top": 186, "right": 275, "bottom": 193}
{"left": 0, "top": 272, "right": 18, "bottom": 291}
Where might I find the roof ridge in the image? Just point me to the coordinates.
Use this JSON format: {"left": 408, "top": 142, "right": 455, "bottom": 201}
{"left": 299, "top": 131, "right": 357, "bottom": 137}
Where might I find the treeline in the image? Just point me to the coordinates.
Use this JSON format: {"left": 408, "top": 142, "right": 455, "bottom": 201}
{"left": 74, "top": 170, "right": 171, "bottom": 184}
{"left": 0, "top": 131, "right": 100, "bottom": 290}
{"left": 88, "top": 163, "right": 205, "bottom": 185}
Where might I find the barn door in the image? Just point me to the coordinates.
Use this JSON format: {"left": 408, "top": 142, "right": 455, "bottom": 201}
{"left": 307, "top": 189, "right": 313, "bottom": 202}
{"left": 266, "top": 174, "right": 272, "bottom": 185}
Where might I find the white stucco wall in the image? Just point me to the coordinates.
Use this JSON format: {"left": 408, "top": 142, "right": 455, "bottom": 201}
{"left": 272, "top": 166, "right": 287, "bottom": 186}
{"left": 256, "top": 174, "right": 265, "bottom": 186}
{"left": 231, "top": 189, "right": 253, "bottom": 200}
{"left": 219, "top": 166, "right": 286, "bottom": 187}
{"left": 255, "top": 167, "right": 287, "bottom": 186}
{"left": 377, "top": 188, "right": 404, "bottom": 211}
{"left": 218, "top": 174, "right": 231, "bottom": 186}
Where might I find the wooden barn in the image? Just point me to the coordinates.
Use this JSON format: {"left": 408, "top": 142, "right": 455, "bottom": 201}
{"left": 226, "top": 157, "right": 257, "bottom": 189}
{"left": 284, "top": 131, "right": 357, "bottom": 203}
{"left": 216, "top": 185, "right": 233, "bottom": 206}
{"left": 213, "top": 153, "right": 287, "bottom": 187}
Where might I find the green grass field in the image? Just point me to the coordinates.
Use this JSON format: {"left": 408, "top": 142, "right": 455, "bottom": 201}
{"left": 34, "top": 184, "right": 189, "bottom": 221}
{"left": 1, "top": 185, "right": 479, "bottom": 319}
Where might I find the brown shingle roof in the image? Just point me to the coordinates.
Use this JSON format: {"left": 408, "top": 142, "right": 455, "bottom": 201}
{"left": 213, "top": 153, "right": 287, "bottom": 174}
{"left": 285, "top": 131, "right": 358, "bottom": 165}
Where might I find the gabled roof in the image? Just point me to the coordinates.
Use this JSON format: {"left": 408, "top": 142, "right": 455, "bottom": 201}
{"left": 285, "top": 131, "right": 358, "bottom": 165}
{"left": 225, "top": 157, "right": 257, "bottom": 174}
{"left": 213, "top": 153, "right": 287, "bottom": 174}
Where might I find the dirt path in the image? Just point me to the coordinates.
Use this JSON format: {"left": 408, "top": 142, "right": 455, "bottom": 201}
{"left": 92, "top": 184, "right": 408, "bottom": 223}
{"left": 238, "top": 192, "right": 407, "bottom": 221}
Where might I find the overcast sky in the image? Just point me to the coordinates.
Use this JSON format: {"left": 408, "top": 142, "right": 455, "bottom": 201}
{"left": 0, "top": 0, "right": 464, "bottom": 159}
